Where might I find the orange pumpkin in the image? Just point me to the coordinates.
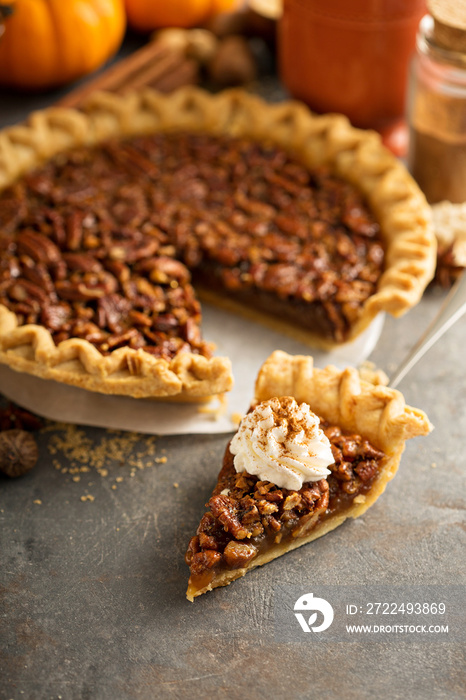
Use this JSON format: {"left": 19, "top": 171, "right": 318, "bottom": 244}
{"left": 125, "top": 0, "right": 239, "bottom": 32}
{"left": 0, "top": 0, "right": 126, "bottom": 90}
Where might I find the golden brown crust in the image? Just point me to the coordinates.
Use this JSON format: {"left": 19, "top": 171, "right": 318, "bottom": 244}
{"left": 0, "top": 306, "right": 232, "bottom": 400}
{"left": 0, "top": 88, "right": 436, "bottom": 398}
{"left": 253, "top": 350, "right": 431, "bottom": 525}
{"left": 254, "top": 351, "right": 432, "bottom": 453}
{"left": 187, "top": 350, "right": 432, "bottom": 600}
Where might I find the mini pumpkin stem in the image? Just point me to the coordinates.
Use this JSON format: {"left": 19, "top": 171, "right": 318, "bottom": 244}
{"left": 0, "top": 3, "right": 14, "bottom": 22}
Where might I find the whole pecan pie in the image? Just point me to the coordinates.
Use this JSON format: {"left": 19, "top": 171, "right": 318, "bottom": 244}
{"left": 185, "top": 351, "right": 432, "bottom": 600}
{"left": 0, "top": 88, "right": 436, "bottom": 400}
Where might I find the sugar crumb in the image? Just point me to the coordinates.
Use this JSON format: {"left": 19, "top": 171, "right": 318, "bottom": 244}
{"left": 33, "top": 499, "right": 42, "bottom": 505}
{"left": 47, "top": 426, "right": 161, "bottom": 484}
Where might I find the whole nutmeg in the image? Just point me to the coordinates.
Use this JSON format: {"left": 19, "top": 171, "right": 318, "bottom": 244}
{"left": 0, "top": 429, "right": 39, "bottom": 478}
{"left": 207, "top": 35, "right": 258, "bottom": 87}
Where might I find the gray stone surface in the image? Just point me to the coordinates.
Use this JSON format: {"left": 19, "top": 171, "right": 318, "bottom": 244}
{"left": 0, "top": 59, "right": 465, "bottom": 700}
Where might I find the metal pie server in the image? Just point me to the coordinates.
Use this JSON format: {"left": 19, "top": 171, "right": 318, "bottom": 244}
{"left": 389, "top": 272, "right": 466, "bottom": 389}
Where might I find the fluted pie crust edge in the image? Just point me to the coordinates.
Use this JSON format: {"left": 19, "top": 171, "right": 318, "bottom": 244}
{"left": 0, "top": 88, "right": 436, "bottom": 399}
{"left": 187, "top": 350, "right": 432, "bottom": 600}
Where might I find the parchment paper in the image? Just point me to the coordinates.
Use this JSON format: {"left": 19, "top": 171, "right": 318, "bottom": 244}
{"left": 0, "top": 304, "right": 385, "bottom": 435}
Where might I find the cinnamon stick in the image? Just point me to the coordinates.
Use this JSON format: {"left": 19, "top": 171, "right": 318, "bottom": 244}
{"left": 152, "top": 58, "right": 200, "bottom": 93}
{"left": 118, "top": 49, "right": 189, "bottom": 94}
{"left": 57, "top": 41, "right": 180, "bottom": 109}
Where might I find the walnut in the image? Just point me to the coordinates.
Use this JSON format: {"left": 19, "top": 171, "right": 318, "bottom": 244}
{"left": 207, "top": 35, "right": 258, "bottom": 87}
{"left": 155, "top": 28, "right": 218, "bottom": 64}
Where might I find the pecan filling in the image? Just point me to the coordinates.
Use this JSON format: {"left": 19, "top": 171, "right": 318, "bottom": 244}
{"left": 435, "top": 244, "right": 464, "bottom": 287}
{"left": 0, "top": 133, "right": 384, "bottom": 356}
{"left": 185, "top": 418, "right": 385, "bottom": 588}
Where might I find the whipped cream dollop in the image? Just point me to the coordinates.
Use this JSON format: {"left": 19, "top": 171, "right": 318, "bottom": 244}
{"left": 229, "top": 396, "right": 335, "bottom": 491}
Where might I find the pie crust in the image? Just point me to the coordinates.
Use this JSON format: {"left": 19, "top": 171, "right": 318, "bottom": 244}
{"left": 186, "top": 350, "right": 432, "bottom": 600}
{"left": 431, "top": 200, "right": 466, "bottom": 286}
{"left": 0, "top": 88, "right": 436, "bottom": 399}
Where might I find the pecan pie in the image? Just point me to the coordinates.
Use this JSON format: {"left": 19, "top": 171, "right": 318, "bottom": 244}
{"left": 431, "top": 201, "right": 466, "bottom": 287}
{"left": 185, "top": 350, "right": 432, "bottom": 600}
{"left": 0, "top": 88, "right": 436, "bottom": 399}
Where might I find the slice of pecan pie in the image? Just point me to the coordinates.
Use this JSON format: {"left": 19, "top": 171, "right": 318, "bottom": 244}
{"left": 185, "top": 350, "right": 432, "bottom": 600}
{"left": 0, "top": 88, "right": 436, "bottom": 400}
{"left": 431, "top": 201, "right": 466, "bottom": 286}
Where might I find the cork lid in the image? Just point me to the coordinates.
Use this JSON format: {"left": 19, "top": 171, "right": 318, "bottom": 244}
{"left": 428, "top": 0, "right": 466, "bottom": 52}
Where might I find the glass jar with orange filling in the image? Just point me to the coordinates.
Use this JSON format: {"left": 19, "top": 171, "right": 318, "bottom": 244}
{"left": 278, "top": 0, "right": 426, "bottom": 138}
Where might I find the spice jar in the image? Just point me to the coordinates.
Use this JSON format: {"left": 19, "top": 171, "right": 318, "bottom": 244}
{"left": 407, "top": 1, "right": 466, "bottom": 203}
{"left": 278, "top": 0, "right": 426, "bottom": 133}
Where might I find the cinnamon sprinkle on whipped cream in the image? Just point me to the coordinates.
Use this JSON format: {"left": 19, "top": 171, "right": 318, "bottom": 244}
{"left": 229, "top": 397, "right": 335, "bottom": 490}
